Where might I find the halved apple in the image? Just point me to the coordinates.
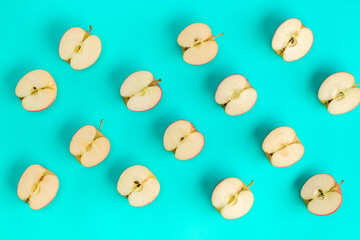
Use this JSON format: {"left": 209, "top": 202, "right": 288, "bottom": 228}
{"left": 69, "top": 119, "right": 110, "bottom": 167}
{"left": 15, "top": 70, "right": 57, "bottom": 111}
{"left": 318, "top": 72, "right": 360, "bottom": 115}
{"left": 59, "top": 26, "right": 101, "bottom": 70}
{"left": 163, "top": 120, "right": 204, "bottom": 160}
{"left": 117, "top": 165, "right": 160, "bottom": 207}
{"left": 272, "top": 18, "right": 313, "bottom": 61}
{"left": 120, "top": 71, "right": 162, "bottom": 111}
{"left": 301, "top": 174, "right": 343, "bottom": 216}
{"left": 177, "top": 23, "right": 223, "bottom": 65}
{"left": 211, "top": 177, "right": 254, "bottom": 219}
{"left": 262, "top": 126, "right": 304, "bottom": 167}
{"left": 215, "top": 74, "right": 257, "bottom": 115}
{"left": 17, "top": 164, "right": 59, "bottom": 210}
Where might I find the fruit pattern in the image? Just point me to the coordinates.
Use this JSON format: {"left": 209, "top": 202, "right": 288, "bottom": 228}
{"left": 17, "top": 19, "right": 357, "bottom": 217}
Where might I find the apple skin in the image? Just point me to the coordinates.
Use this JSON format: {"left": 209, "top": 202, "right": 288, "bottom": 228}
{"left": 272, "top": 18, "right": 313, "bottom": 62}
{"left": 215, "top": 74, "right": 257, "bottom": 116}
{"left": 125, "top": 78, "right": 162, "bottom": 112}
{"left": 318, "top": 72, "right": 360, "bottom": 115}
{"left": 302, "top": 173, "right": 343, "bottom": 216}
{"left": 163, "top": 120, "right": 205, "bottom": 160}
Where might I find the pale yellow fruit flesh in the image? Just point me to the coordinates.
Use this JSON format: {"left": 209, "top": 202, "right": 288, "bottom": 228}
{"left": 262, "top": 126, "right": 304, "bottom": 167}
{"left": 120, "top": 71, "right": 162, "bottom": 111}
{"left": 177, "top": 23, "right": 219, "bottom": 65}
{"left": 211, "top": 177, "right": 254, "bottom": 219}
{"left": 272, "top": 18, "right": 313, "bottom": 61}
{"left": 318, "top": 72, "right": 360, "bottom": 114}
{"left": 69, "top": 125, "right": 110, "bottom": 167}
{"left": 59, "top": 27, "right": 101, "bottom": 70}
{"left": 15, "top": 70, "right": 57, "bottom": 111}
{"left": 117, "top": 165, "right": 160, "bottom": 207}
{"left": 301, "top": 174, "right": 342, "bottom": 215}
{"left": 215, "top": 75, "right": 257, "bottom": 116}
{"left": 163, "top": 120, "right": 204, "bottom": 160}
{"left": 17, "top": 164, "right": 59, "bottom": 210}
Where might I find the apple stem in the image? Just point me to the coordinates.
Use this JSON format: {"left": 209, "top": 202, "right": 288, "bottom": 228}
{"left": 338, "top": 180, "right": 344, "bottom": 186}
{"left": 212, "top": 33, "right": 224, "bottom": 39}
{"left": 99, "top": 119, "right": 103, "bottom": 132}
{"left": 89, "top": 25, "right": 92, "bottom": 33}
{"left": 246, "top": 180, "right": 254, "bottom": 189}
{"left": 157, "top": 79, "right": 161, "bottom": 83}
{"left": 355, "top": 82, "right": 360, "bottom": 87}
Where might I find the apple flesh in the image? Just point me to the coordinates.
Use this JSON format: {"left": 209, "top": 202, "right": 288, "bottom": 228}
{"left": 17, "top": 164, "right": 59, "bottom": 210}
{"left": 120, "top": 71, "right": 162, "bottom": 111}
{"left": 163, "top": 120, "right": 204, "bottom": 160}
{"left": 215, "top": 74, "right": 257, "bottom": 115}
{"left": 262, "top": 126, "right": 304, "bottom": 167}
{"left": 69, "top": 119, "right": 110, "bottom": 167}
{"left": 318, "top": 72, "right": 360, "bottom": 115}
{"left": 301, "top": 174, "right": 343, "bottom": 216}
{"left": 212, "top": 178, "right": 254, "bottom": 219}
{"left": 59, "top": 26, "right": 101, "bottom": 70}
{"left": 272, "top": 18, "right": 313, "bottom": 61}
{"left": 177, "top": 23, "right": 223, "bottom": 65}
{"left": 15, "top": 70, "right": 57, "bottom": 111}
{"left": 117, "top": 165, "right": 160, "bottom": 207}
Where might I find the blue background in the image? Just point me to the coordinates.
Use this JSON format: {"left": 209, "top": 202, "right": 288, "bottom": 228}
{"left": 1, "top": 0, "right": 359, "bottom": 239}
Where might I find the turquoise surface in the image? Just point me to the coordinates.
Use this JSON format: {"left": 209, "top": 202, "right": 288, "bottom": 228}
{"left": 1, "top": 0, "right": 359, "bottom": 239}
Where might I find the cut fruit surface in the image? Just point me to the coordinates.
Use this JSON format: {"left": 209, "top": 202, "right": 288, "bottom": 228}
{"left": 262, "top": 126, "right": 304, "bottom": 167}
{"left": 272, "top": 18, "right": 313, "bottom": 61}
{"left": 183, "top": 41, "right": 218, "bottom": 65}
{"left": 69, "top": 120, "right": 110, "bottom": 167}
{"left": 215, "top": 75, "right": 257, "bottom": 115}
{"left": 120, "top": 71, "right": 162, "bottom": 111}
{"left": 117, "top": 165, "right": 160, "bottom": 207}
{"left": 17, "top": 164, "right": 59, "bottom": 210}
{"left": 301, "top": 174, "right": 343, "bottom": 216}
{"left": 177, "top": 23, "right": 221, "bottom": 65}
{"left": 15, "top": 70, "right": 57, "bottom": 111}
{"left": 163, "top": 120, "right": 204, "bottom": 160}
{"left": 318, "top": 72, "right": 360, "bottom": 114}
{"left": 211, "top": 178, "right": 254, "bottom": 219}
{"left": 59, "top": 26, "right": 101, "bottom": 70}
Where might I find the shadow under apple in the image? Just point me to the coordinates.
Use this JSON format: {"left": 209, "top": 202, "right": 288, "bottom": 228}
{"left": 107, "top": 157, "right": 137, "bottom": 193}
{"left": 8, "top": 158, "right": 32, "bottom": 198}
{"left": 310, "top": 68, "right": 336, "bottom": 101}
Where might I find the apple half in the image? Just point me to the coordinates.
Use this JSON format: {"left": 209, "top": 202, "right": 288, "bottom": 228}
{"left": 301, "top": 174, "right": 343, "bottom": 216}
{"left": 177, "top": 23, "right": 223, "bottom": 65}
{"left": 272, "top": 18, "right": 313, "bottom": 61}
{"left": 69, "top": 119, "right": 110, "bottom": 167}
{"left": 17, "top": 164, "right": 59, "bottom": 210}
{"left": 120, "top": 71, "right": 162, "bottom": 111}
{"left": 318, "top": 72, "right": 360, "bottom": 115}
{"left": 163, "top": 120, "right": 204, "bottom": 160}
{"left": 59, "top": 26, "right": 101, "bottom": 70}
{"left": 15, "top": 70, "right": 57, "bottom": 111}
{"left": 215, "top": 74, "right": 257, "bottom": 115}
{"left": 262, "top": 126, "right": 304, "bottom": 167}
{"left": 117, "top": 165, "right": 160, "bottom": 207}
{"left": 212, "top": 178, "right": 254, "bottom": 219}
